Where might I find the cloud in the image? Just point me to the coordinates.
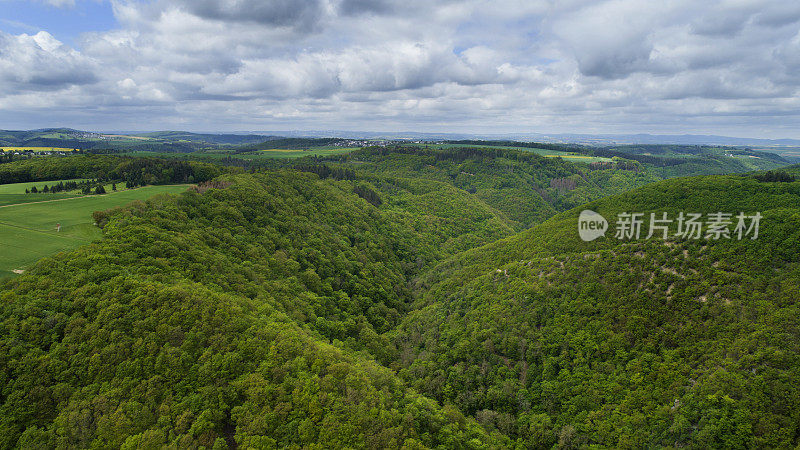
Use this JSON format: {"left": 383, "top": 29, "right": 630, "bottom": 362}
{"left": 192, "top": 42, "right": 519, "bottom": 102}
{"left": 338, "top": 0, "right": 394, "bottom": 16}
{"left": 0, "top": 31, "right": 97, "bottom": 90}
{"left": 172, "top": 0, "right": 328, "bottom": 31}
{"left": 39, "top": 0, "right": 76, "bottom": 7}
{"left": 1, "top": 0, "right": 800, "bottom": 138}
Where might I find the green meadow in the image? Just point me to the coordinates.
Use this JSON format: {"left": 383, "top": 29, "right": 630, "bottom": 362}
{"left": 0, "top": 179, "right": 90, "bottom": 206}
{"left": 0, "top": 184, "right": 190, "bottom": 277}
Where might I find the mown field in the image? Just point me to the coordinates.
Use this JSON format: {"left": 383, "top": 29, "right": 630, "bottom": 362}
{"left": 0, "top": 184, "right": 191, "bottom": 277}
{"left": 0, "top": 179, "right": 90, "bottom": 206}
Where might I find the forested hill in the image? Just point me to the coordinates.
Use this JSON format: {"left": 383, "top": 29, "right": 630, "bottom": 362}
{"left": 0, "top": 171, "right": 510, "bottom": 448}
{"left": 0, "top": 155, "right": 226, "bottom": 185}
{"left": 1, "top": 156, "right": 799, "bottom": 448}
{"left": 391, "top": 174, "right": 800, "bottom": 447}
{"left": 322, "top": 146, "right": 662, "bottom": 230}
{"left": 318, "top": 145, "right": 790, "bottom": 231}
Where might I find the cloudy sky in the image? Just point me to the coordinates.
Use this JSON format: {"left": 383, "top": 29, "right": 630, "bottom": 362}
{"left": 0, "top": 0, "right": 799, "bottom": 137}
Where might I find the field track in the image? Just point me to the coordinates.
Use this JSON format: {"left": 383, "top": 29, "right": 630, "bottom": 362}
{"left": 0, "top": 194, "right": 93, "bottom": 208}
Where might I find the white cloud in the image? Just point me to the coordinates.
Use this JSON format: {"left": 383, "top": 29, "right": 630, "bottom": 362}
{"left": 0, "top": 31, "right": 97, "bottom": 90}
{"left": 40, "top": 0, "right": 76, "bottom": 7}
{"left": 0, "top": 0, "right": 799, "bottom": 137}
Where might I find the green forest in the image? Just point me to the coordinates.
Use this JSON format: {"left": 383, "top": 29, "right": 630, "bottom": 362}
{"left": 0, "top": 148, "right": 798, "bottom": 448}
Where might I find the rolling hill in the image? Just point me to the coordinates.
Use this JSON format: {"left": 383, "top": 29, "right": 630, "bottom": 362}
{"left": 0, "top": 153, "right": 798, "bottom": 448}
{"left": 390, "top": 174, "right": 800, "bottom": 447}
{"left": 0, "top": 171, "right": 511, "bottom": 448}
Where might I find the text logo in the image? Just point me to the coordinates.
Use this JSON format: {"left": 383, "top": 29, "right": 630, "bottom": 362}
{"left": 613, "top": 211, "right": 761, "bottom": 240}
{"left": 578, "top": 210, "right": 608, "bottom": 241}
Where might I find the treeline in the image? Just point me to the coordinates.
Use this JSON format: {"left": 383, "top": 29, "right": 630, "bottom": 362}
{"left": 752, "top": 170, "right": 796, "bottom": 182}
{"left": 27, "top": 180, "right": 81, "bottom": 193}
{"left": 0, "top": 155, "right": 118, "bottom": 183}
{"left": 25, "top": 180, "right": 114, "bottom": 195}
{"left": 91, "top": 141, "right": 197, "bottom": 153}
{"left": 236, "top": 137, "right": 349, "bottom": 152}
{"left": 347, "top": 145, "right": 556, "bottom": 165}
{"left": 294, "top": 164, "right": 356, "bottom": 181}
{"left": 589, "top": 147, "right": 687, "bottom": 166}
{"left": 445, "top": 140, "right": 582, "bottom": 152}
{"left": 0, "top": 155, "right": 227, "bottom": 185}
{"left": 115, "top": 158, "right": 215, "bottom": 188}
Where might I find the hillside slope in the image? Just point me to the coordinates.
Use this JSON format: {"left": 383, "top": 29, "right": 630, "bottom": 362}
{"left": 328, "top": 147, "right": 662, "bottom": 230}
{"left": 0, "top": 172, "right": 510, "bottom": 448}
{"left": 392, "top": 175, "right": 800, "bottom": 448}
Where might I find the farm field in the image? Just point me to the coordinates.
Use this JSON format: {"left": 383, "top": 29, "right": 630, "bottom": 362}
{"left": 0, "top": 179, "right": 90, "bottom": 194}
{"left": 0, "top": 179, "right": 90, "bottom": 206}
{"left": 0, "top": 146, "right": 78, "bottom": 152}
{"left": 0, "top": 184, "right": 191, "bottom": 277}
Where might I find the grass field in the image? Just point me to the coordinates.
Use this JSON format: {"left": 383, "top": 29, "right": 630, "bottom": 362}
{"left": 0, "top": 179, "right": 105, "bottom": 206}
{"left": 0, "top": 184, "right": 191, "bottom": 278}
{"left": 0, "top": 147, "right": 79, "bottom": 152}
{"left": 0, "top": 179, "right": 89, "bottom": 195}
{"left": 0, "top": 192, "right": 80, "bottom": 207}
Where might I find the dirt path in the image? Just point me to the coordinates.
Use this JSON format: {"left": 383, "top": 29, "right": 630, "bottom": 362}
{"left": 0, "top": 219, "right": 88, "bottom": 240}
{"left": 0, "top": 186, "right": 152, "bottom": 209}
{"left": 0, "top": 185, "right": 192, "bottom": 210}
{"left": 0, "top": 194, "right": 94, "bottom": 209}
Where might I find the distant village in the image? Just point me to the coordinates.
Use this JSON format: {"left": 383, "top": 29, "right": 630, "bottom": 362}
{"left": 333, "top": 139, "right": 395, "bottom": 147}
{"left": 331, "top": 139, "right": 452, "bottom": 147}
{"left": 0, "top": 148, "right": 81, "bottom": 157}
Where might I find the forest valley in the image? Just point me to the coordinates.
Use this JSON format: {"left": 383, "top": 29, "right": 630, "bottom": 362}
{"left": 0, "top": 146, "right": 799, "bottom": 449}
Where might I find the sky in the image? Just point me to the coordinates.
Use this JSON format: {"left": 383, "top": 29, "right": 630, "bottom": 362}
{"left": 0, "top": 0, "right": 799, "bottom": 138}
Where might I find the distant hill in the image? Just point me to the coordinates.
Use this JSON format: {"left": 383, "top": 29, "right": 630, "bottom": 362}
{"left": 236, "top": 137, "right": 352, "bottom": 151}
{"left": 3, "top": 129, "right": 799, "bottom": 163}
{"left": 0, "top": 129, "right": 277, "bottom": 152}
{"left": 227, "top": 129, "right": 800, "bottom": 148}
{"left": 132, "top": 131, "right": 277, "bottom": 146}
